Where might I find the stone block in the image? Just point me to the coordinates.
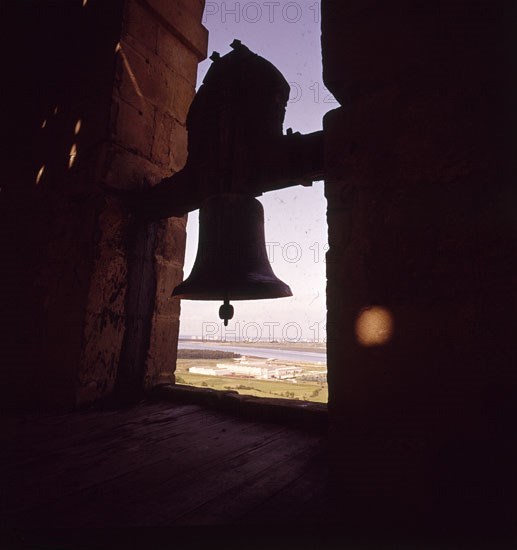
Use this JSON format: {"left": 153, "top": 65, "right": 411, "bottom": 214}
{"left": 153, "top": 255, "right": 183, "bottom": 317}
{"left": 170, "top": 73, "right": 195, "bottom": 125}
{"left": 113, "top": 42, "right": 147, "bottom": 114}
{"left": 146, "top": 317, "right": 180, "bottom": 388}
{"left": 120, "top": 32, "right": 155, "bottom": 70}
{"left": 78, "top": 306, "right": 124, "bottom": 405}
{"left": 115, "top": 40, "right": 194, "bottom": 122}
{"left": 123, "top": 0, "right": 158, "bottom": 54}
{"left": 151, "top": 108, "right": 188, "bottom": 169}
{"left": 77, "top": 200, "right": 129, "bottom": 406}
{"left": 145, "top": 0, "right": 208, "bottom": 60}
{"left": 157, "top": 26, "right": 198, "bottom": 83}
{"left": 114, "top": 41, "right": 167, "bottom": 111}
{"left": 101, "top": 145, "right": 168, "bottom": 190}
{"left": 111, "top": 96, "right": 155, "bottom": 158}
{"left": 154, "top": 216, "right": 187, "bottom": 264}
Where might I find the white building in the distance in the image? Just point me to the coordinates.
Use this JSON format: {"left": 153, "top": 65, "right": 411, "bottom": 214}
{"left": 188, "top": 366, "right": 232, "bottom": 377}
{"left": 189, "top": 363, "right": 304, "bottom": 380}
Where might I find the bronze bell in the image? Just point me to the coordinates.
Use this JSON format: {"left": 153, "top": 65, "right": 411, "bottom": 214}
{"left": 172, "top": 194, "right": 292, "bottom": 324}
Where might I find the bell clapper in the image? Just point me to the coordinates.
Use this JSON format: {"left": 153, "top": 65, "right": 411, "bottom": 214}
{"left": 219, "top": 298, "right": 234, "bottom": 327}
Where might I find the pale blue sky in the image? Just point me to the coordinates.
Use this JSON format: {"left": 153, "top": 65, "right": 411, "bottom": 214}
{"left": 179, "top": 1, "right": 337, "bottom": 341}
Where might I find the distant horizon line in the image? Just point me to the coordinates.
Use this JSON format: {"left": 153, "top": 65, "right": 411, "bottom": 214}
{"left": 179, "top": 335, "right": 326, "bottom": 344}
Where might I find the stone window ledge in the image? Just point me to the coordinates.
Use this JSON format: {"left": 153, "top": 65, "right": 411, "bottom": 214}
{"left": 148, "top": 383, "right": 328, "bottom": 433}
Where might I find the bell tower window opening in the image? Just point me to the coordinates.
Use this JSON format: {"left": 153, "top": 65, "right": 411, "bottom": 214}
{"left": 174, "top": 2, "right": 335, "bottom": 404}
{"left": 176, "top": 183, "right": 328, "bottom": 404}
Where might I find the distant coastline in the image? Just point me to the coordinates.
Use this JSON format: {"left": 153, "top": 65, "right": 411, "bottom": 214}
{"left": 179, "top": 337, "right": 326, "bottom": 355}
{"left": 176, "top": 338, "right": 327, "bottom": 402}
{"left": 178, "top": 338, "right": 327, "bottom": 365}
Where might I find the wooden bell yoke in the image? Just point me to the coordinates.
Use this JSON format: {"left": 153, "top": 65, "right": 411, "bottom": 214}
{"left": 141, "top": 39, "right": 325, "bottom": 221}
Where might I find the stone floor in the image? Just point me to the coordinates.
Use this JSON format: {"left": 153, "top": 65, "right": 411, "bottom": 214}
{"left": 2, "top": 398, "right": 506, "bottom": 550}
{"left": 1, "top": 399, "right": 331, "bottom": 538}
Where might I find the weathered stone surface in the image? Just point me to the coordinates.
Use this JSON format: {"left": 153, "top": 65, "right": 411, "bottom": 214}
{"left": 115, "top": 39, "right": 195, "bottom": 124}
{"left": 77, "top": 198, "right": 128, "bottom": 406}
{"left": 154, "top": 216, "right": 187, "bottom": 265}
{"left": 146, "top": 317, "right": 180, "bottom": 389}
{"left": 157, "top": 26, "right": 199, "bottom": 83}
{"left": 170, "top": 73, "right": 196, "bottom": 125}
{"left": 149, "top": 384, "right": 328, "bottom": 432}
{"left": 2, "top": 0, "right": 128, "bottom": 411}
{"left": 145, "top": 0, "right": 208, "bottom": 60}
{"left": 106, "top": 0, "right": 205, "bottom": 406}
{"left": 153, "top": 256, "right": 184, "bottom": 317}
{"left": 101, "top": 145, "right": 169, "bottom": 190}
{"left": 123, "top": 0, "right": 158, "bottom": 54}
{"left": 3, "top": 1, "right": 207, "bottom": 410}
{"left": 111, "top": 96, "right": 156, "bottom": 158}
{"left": 151, "top": 108, "right": 188, "bottom": 170}
{"left": 144, "top": 218, "right": 186, "bottom": 387}
{"left": 115, "top": 41, "right": 165, "bottom": 110}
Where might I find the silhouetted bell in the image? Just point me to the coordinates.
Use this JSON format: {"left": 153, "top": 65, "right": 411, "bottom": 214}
{"left": 172, "top": 194, "right": 292, "bottom": 324}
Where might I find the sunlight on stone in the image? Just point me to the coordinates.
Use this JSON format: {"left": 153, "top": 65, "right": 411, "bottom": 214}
{"left": 35, "top": 165, "right": 45, "bottom": 185}
{"left": 68, "top": 143, "right": 77, "bottom": 168}
{"left": 355, "top": 306, "right": 394, "bottom": 346}
{"left": 118, "top": 45, "right": 144, "bottom": 98}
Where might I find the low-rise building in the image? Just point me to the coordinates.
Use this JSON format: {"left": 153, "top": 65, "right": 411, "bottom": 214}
{"left": 189, "top": 366, "right": 232, "bottom": 376}
{"left": 269, "top": 367, "right": 304, "bottom": 379}
{"left": 189, "top": 363, "right": 307, "bottom": 380}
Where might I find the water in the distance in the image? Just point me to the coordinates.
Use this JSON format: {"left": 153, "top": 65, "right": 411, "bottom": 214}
{"left": 178, "top": 340, "right": 326, "bottom": 364}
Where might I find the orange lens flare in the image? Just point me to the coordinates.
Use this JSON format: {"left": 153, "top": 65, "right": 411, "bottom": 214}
{"left": 68, "top": 143, "right": 78, "bottom": 168}
{"left": 355, "top": 306, "right": 394, "bottom": 347}
{"left": 35, "top": 165, "right": 45, "bottom": 185}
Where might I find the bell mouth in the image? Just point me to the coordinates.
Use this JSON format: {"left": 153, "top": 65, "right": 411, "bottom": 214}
{"left": 172, "top": 280, "right": 293, "bottom": 301}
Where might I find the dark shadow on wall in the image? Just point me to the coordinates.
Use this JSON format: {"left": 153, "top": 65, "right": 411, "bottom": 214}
{"left": 2, "top": 0, "right": 125, "bottom": 409}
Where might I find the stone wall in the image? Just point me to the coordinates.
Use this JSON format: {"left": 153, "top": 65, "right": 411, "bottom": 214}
{"left": 322, "top": 0, "right": 515, "bottom": 539}
{"left": 86, "top": 0, "right": 207, "bottom": 406}
{"left": 2, "top": 0, "right": 207, "bottom": 410}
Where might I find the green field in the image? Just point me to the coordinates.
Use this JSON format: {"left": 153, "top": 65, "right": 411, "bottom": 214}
{"left": 166, "top": 358, "right": 328, "bottom": 404}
